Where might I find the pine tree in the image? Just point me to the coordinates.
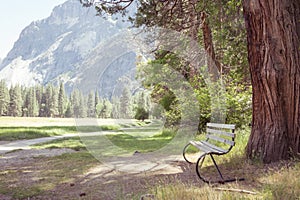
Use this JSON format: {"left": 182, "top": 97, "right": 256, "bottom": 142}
{"left": 111, "top": 96, "right": 120, "bottom": 119}
{"left": 35, "top": 85, "right": 43, "bottom": 106}
{"left": 103, "top": 99, "right": 112, "bottom": 118}
{"left": 94, "top": 90, "right": 100, "bottom": 117}
{"left": 96, "top": 98, "right": 104, "bottom": 118}
{"left": 58, "top": 82, "right": 66, "bottom": 117}
{"left": 50, "top": 85, "right": 58, "bottom": 117}
{"left": 87, "top": 91, "right": 95, "bottom": 117}
{"left": 120, "top": 87, "right": 132, "bottom": 118}
{"left": 39, "top": 86, "right": 48, "bottom": 117}
{"left": 24, "top": 87, "right": 39, "bottom": 117}
{"left": 0, "top": 80, "right": 9, "bottom": 116}
{"left": 78, "top": 92, "right": 87, "bottom": 118}
{"left": 64, "top": 102, "right": 73, "bottom": 118}
{"left": 8, "top": 85, "right": 22, "bottom": 117}
{"left": 71, "top": 89, "right": 86, "bottom": 118}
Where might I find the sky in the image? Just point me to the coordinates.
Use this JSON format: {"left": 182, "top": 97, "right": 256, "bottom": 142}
{"left": 0, "top": 0, "right": 68, "bottom": 59}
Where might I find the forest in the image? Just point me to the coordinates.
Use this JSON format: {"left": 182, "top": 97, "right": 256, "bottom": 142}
{"left": 0, "top": 80, "right": 158, "bottom": 120}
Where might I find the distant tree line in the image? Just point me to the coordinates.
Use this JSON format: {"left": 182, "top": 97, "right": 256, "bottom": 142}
{"left": 0, "top": 80, "right": 160, "bottom": 119}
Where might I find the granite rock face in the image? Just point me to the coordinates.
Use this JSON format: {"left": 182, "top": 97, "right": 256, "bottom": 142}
{"left": 0, "top": 0, "right": 140, "bottom": 96}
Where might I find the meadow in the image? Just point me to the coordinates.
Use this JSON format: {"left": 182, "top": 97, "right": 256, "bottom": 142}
{"left": 0, "top": 117, "right": 299, "bottom": 199}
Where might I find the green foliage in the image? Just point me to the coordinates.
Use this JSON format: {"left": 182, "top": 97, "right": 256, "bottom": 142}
{"left": 134, "top": 107, "right": 149, "bottom": 121}
{"left": 87, "top": 91, "right": 96, "bottom": 117}
{"left": 119, "top": 87, "right": 132, "bottom": 118}
{"left": 97, "top": 98, "right": 113, "bottom": 118}
{"left": 225, "top": 83, "right": 252, "bottom": 128}
{"left": 58, "top": 82, "right": 66, "bottom": 117}
{"left": 8, "top": 85, "right": 22, "bottom": 117}
{"left": 0, "top": 80, "right": 9, "bottom": 116}
{"left": 23, "top": 87, "right": 39, "bottom": 117}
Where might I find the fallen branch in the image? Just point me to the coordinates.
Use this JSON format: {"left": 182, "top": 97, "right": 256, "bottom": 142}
{"left": 215, "top": 187, "right": 257, "bottom": 195}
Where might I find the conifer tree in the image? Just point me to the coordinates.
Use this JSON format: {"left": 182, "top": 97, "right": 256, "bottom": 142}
{"left": 94, "top": 90, "right": 100, "bottom": 117}
{"left": 58, "top": 82, "right": 66, "bottom": 117}
{"left": 8, "top": 85, "right": 22, "bottom": 117}
{"left": 87, "top": 91, "right": 95, "bottom": 117}
{"left": 120, "top": 87, "right": 132, "bottom": 118}
{"left": 0, "top": 80, "right": 9, "bottom": 116}
{"left": 23, "top": 87, "right": 38, "bottom": 117}
{"left": 111, "top": 96, "right": 120, "bottom": 119}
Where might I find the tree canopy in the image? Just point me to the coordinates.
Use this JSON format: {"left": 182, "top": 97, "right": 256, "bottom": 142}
{"left": 80, "top": 0, "right": 300, "bottom": 163}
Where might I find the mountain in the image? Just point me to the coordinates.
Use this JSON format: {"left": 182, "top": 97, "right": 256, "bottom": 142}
{"left": 0, "top": 0, "right": 141, "bottom": 97}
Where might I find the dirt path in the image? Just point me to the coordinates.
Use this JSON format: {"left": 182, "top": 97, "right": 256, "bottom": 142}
{"left": 0, "top": 146, "right": 201, "bottom": 200}
{"left": 0, "top": 134, "right": 78, "bottom": 154}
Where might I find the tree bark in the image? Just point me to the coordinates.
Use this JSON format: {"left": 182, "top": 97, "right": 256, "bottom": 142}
{"left": 243, "top": 0, "right": 300, "bottom": 163}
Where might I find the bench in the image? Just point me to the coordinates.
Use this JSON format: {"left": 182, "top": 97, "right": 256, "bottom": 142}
{"left": 183, "top": 123, "right": 244, "bottom": 184}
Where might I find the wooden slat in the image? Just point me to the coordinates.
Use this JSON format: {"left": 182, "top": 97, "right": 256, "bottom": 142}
{"left": 190, "top": 141, "right": 211, "bottom": 153}
{"left": 206, "top": 134, "right": 235, "bottom": 146}
{"left": 200, "top": 141, "right": 228, "bottom": 153}
{"left": 207, "top": 123, "right": 235, "bottom": 130}
{"left": 206, "top": 128, "right": 235, "bottom": 138}
{"left": 189, "top": 140, "right": 226, "bottom": 154}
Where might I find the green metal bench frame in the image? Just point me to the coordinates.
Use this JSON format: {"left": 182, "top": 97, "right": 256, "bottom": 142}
{"left": 183, "top": 123, "right": 244, "bottom": 184}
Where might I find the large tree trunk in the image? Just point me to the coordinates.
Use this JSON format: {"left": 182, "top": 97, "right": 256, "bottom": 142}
{"left": 243, "top": 0, "right": 300, "bottom": 163}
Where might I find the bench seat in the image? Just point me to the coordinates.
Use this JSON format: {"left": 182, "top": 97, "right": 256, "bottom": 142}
{"left": 183, "top": 123, "right": 244, "bottom": 184}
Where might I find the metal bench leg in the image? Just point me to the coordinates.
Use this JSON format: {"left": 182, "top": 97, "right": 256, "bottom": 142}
{"left": 183, "top": 143, "right": 193, "bottom": 164}
{"left": 196, "top": 153, "right": 209, "bottom": 183}
{"left": 210, "top": 154, "right": 224, "bottom": 181}
{"left": 210, "top": 154, "right": 245, "bottom": 184}
{"left": 196, "top": 154, "right": 245, "bottom": 184}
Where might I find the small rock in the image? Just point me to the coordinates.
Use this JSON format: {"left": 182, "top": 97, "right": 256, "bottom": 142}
{"left": 133, "top": 150, "right": 141, "bottom": 155}
{"left": 140, "top": 194, "right": 155, "bottom": 200}
{"left": 79, "top": 192, "right": 86, "bottom": 197}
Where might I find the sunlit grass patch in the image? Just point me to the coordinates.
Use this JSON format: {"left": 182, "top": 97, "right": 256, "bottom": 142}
{"left": 0, "top": 126, "right": 77, "bottom": 141}
{"left": 0, "top": 125, "right": 120, "bottom": 141}
{"left": 106, "top": 132, "right": 173, "bottom": 153}
{"left": 32, "top": 137, "right": 85, "bottom": 151}
{"left": 77, "top": 125, "right": 120, "bottom": 132}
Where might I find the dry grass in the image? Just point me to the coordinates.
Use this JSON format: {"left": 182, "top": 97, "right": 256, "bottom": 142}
{"left": 1, "top": 121, "right": 300, "bottom": 200}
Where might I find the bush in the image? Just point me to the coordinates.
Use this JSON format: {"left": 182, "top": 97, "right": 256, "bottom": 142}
{"left": 135, "top": 107, "right": 149, "bottom": 121}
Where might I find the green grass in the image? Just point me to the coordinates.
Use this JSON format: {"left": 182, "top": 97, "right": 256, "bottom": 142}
{"left": 32, "top": 137, "right": 85, "bottom": 151}
{"left": 32, "top": 128, "right": 177, "bottom": 154}
{"left": 77, "top": 124, "right": 120, "bottom": 132}
{"left": 106, "top": 128, "right": 176, "bottom": 153}
{"left": 0, "top": 126, "right": 77, "bottom": 141}
{"left": 0, "top": 125, "right": 120, "bottom": 141}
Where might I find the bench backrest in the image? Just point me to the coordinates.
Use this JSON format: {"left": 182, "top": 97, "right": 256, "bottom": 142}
{"left": 206, "top": 123, "right": 236, "bottom": 151}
